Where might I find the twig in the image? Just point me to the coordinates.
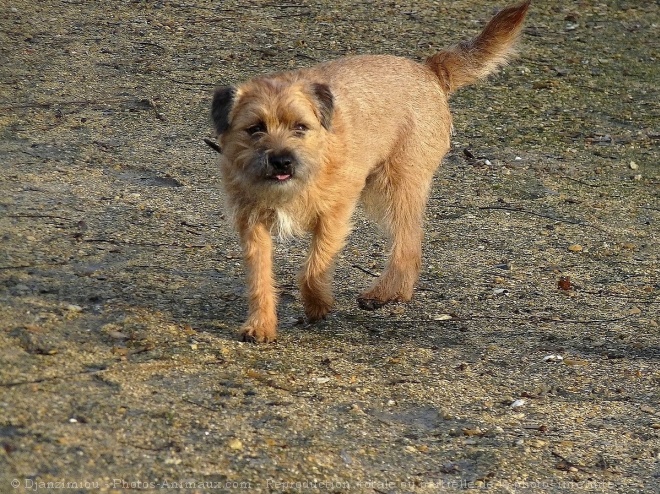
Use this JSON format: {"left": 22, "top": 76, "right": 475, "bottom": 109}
{"left": 204, "top": 138, "right": 222, "bottom": 153}
{"left": 560, "top": 175, "right": 606, "bottom": 188}
{"left": 7, "top": 213, "right": 73, "bottom": 221}
{"left": 352, "top": 264, "right": 380, "bottom": 278}
{"left": 183, "top": 398, "right": 223, "bottom": 413}
{"left": 0, "top": 367, "right": 107, "bottom": 388}
{"left": 477, "top": 205, "right": 605, "bottom": 231}
{"left": 83, "top": 238, "right": 212, "bottom": 248}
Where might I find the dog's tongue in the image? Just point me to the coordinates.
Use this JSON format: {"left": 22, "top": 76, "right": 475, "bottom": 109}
{"left": 275, "top": 174, "right": 291, "bottom": 181}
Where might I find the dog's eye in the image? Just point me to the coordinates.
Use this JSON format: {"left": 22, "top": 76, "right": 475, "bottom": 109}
{"left": 293, "top": 123, "right": 308, "bottom": 135}
{"left": 246, "top": 123, "right": 266, "bottom": 136}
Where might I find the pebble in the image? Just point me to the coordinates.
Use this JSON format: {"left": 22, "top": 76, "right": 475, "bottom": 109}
{"left": 543, "top": 354, "right": 563, "bottom": 363}
{"left": 568, "top": 244, "right": 583, "bottom": 252}
{"left": 527, "top": 439, "right": 547, "bottom": 448}
{"left": 510, "top": 399, "right": 526, "bottom": 408}
{"left": 228, "top": 438, "right": 243, "bottom": 450}
{"left": 462, "top": 427, "right": 482, "bottom": 436}
{"left": 629, "top": 161, "right": 638, "bottom": 170}
{"left": 433, "top": 314, "right": 452, "bottom": 321}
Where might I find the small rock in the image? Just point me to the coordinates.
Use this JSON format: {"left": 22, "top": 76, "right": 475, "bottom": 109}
{"left": 568, "top": 244, "right": 583, "bottom": 252}
{"left": 528, "top": 439, "right": 547, "bottom": 448}
{"left": 510, "top": 399, "right": 526, "bottom": 408}
{"left": 543, "top": 354, "right": 564, "bottom": 363}
{"left": 629, "top": 161, "right": 638, "bottom": 170}
{"left": 66, "top": 304, "right": 83, "bottom": 312}
{"left": 462, "top": 427, "right": 483, "bottom": 437}
{"left": 433, "top": 314, "right": 453, "bottom": 321}
{"left": 108, "top": 331, "right": 130, "bottom": 340}
{"left": 228, "top": 438, "right": 243, "bottom": 450}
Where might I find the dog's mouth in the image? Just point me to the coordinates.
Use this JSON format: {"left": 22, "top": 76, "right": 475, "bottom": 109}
{"left": 267, "top": 172, "right": 293, "bottom": 182}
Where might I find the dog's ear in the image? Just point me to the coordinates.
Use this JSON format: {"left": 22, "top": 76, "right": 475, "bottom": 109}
{"left": 211, "top": 86, "right": 237, "bottom": 135}
{"left": 310, "top": 83, "right": 334, "bottom": 130}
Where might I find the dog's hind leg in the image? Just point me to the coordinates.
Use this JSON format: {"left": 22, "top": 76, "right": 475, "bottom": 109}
{"left": 358, "top": 145, "right": 442, "bottom": 310}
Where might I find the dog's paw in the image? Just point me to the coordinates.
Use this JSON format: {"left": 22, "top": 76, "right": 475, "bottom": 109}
{"left": 239, "top": 321, "right": 277, "bottom": 343}
{"left": 356, "top": 296, "right": 390, "bottom": 311}
{"left": 304, "top": 298, "right": 333, "bottom": 323}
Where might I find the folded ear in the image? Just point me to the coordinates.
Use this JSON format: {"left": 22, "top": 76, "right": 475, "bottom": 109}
{"left": 211, "top": 86, "right": 237, "bottom": 134}
{"left": 310, "top": 83, "right": 334, "bottom": 130}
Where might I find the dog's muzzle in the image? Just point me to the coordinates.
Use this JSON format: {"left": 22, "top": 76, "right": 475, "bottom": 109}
{"left": 267, "top": 151, "right": 295, "bottom": 182}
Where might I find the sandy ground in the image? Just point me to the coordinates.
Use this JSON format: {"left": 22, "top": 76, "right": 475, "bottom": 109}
{"left": 0, "top": 1, "right": 658, "bottom": 493}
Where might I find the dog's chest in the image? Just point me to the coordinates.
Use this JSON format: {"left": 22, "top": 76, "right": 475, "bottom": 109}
{"left": 270, "top": 208, "right": 304, "bottom": 241}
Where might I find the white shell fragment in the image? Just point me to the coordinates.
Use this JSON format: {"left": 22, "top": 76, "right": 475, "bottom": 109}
{"left": 510, "top": 399, "right": 526, "bottom": 408}
{"left": 543, "top": 354, "right": 564, "bottom": 363}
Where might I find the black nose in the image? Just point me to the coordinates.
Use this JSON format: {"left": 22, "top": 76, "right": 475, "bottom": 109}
{"left": 268, "top": 152, "right": 294, "bottom": 173}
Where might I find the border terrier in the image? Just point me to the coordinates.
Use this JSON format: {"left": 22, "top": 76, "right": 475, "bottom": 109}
{"left": 211, "top": 1, "right": 530, "bottom": 342}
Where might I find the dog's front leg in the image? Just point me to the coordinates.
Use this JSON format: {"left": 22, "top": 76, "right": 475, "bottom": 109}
{"left": 299, "top": 203, "right": 354, "bottom": 322}
{"left": 238, "top": 220, "right": 277, "bottom": 342}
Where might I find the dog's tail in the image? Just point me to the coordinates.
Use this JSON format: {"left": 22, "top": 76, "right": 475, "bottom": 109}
{"left": 426, "top": 1, "right": 530, "bottom": 94}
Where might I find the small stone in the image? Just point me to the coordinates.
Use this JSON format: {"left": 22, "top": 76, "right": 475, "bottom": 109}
{"left": 433, "top": 314, "right": 452, "bottom": 321}
{"left": 629, "top": 161, "right": 638, "bottom": 170}
{"left": 528, "top": 439, "right": 547, "bottom": 448}
{"left": 108, "top": 331, "right": 130, "bottom": 340}
{"left": 228, "top": 438, "right": 243, "bottom": 450}
{"left": 650, "top": 424, "right": 660, "bottom": 430}
{"left": 66, "top": 304, "right": 83, "bottom": 312}
{"left": 563, "top": 358, "right": 588, "bottom": 366}
{"left": 568, "top": 244, "right": 583, "bottom": 252}
{"left": 640, "top": 405, "right": 656, "bottom": 415}
{"left": 462, "top": 427, "right": 483, "bottom": 437}
{"left": 510, "top": 399, "right": 526, "bottom": 408}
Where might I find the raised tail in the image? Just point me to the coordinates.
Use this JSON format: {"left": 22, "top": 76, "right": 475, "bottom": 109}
{"left": 426, "top": 1, "right": 530, "bottom": 94}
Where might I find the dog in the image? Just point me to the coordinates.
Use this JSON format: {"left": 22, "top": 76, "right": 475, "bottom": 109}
{"left": 210, "top": 1, "right": 531, "bottom": 342}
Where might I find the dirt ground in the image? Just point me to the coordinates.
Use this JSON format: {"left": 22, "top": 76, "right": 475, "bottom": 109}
{"left": 1, "top": 1, "right": 658, "bottom": 493}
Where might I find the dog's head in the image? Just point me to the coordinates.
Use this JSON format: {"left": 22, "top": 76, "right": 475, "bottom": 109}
{"left": 211, "top": 77, "right": 334, "bottom": 200}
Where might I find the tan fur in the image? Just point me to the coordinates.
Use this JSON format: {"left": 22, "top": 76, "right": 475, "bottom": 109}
{"left": 211, "top": 2, "right": 530, "bottom": 342}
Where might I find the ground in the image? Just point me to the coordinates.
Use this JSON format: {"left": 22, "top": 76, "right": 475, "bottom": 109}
{"left": 0, "top": 1, "right": 658, "bottom": 493}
